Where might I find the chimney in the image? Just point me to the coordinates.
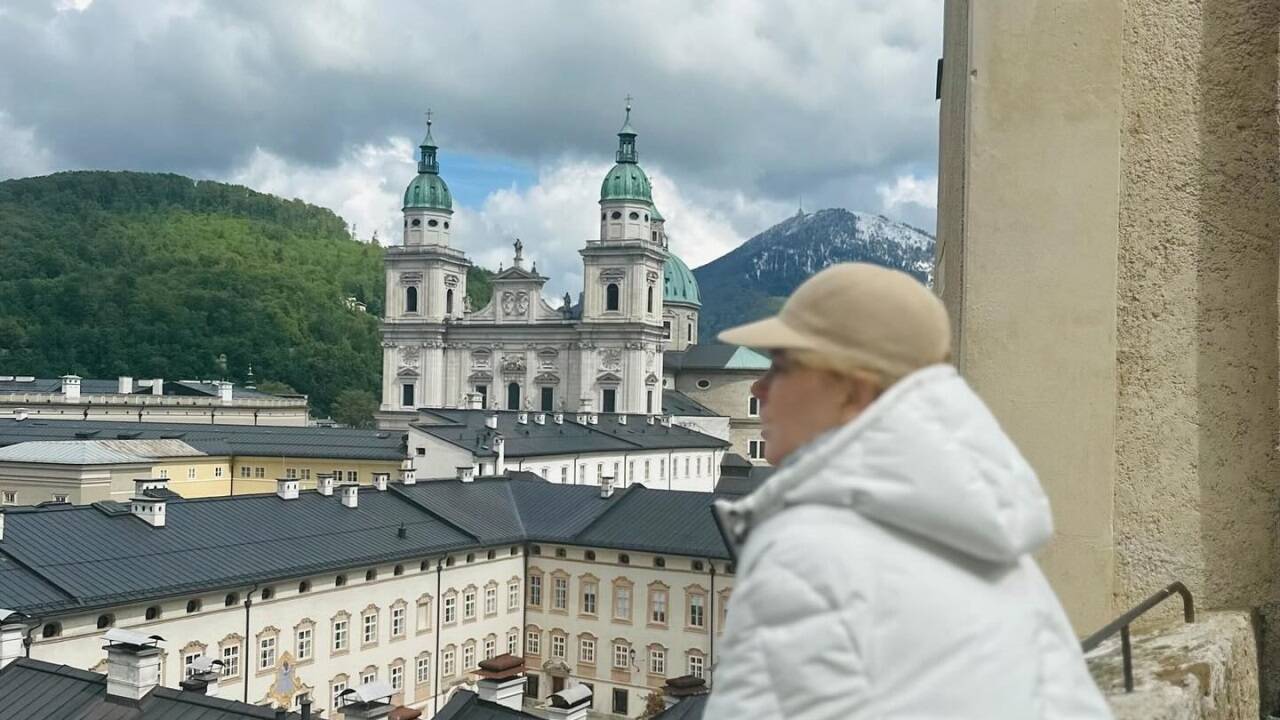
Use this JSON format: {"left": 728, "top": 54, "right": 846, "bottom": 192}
{"left": 534, "top": 412, "right": 546, "bottom": 425}
{"left": 134, "top": 477, "right": 168, "bottom": 497}
{"left": 149, "top": 379, "right": 164, "bottom": 396}
{"left": 0, "top": 610, "right": 26, "bottom": 671}
{"left": 316, "top": 473, "right": 335, "bottom": 496}
{"left": 12, "top": 408, "right": 27, "bottom": 422}
{"left": 493, "top": 435, "right": 506, "bottom": 476}
{"left": 0, "top": 509, "right": 5, "bottom": 542}
{"left": 372, "top": 472, "right": 389, "bottom": 491}
{"left": 588, "top": 414, "right": 598, "bottom": 425}
{"left": 130, "top": 497, "right": 166, "bottom": 528}
{"left": 118, "top": 376, "right": 134, "bottom": 394}
{"left": 179, "top": 656, "right": 224, "bottom": 698}
{"left": 600, "top": 476, "right": 615, "bottom": 499}
{"left": 60, "top": 375, "right": 81, "bottom": 401}
{"left": 546, "top": 684, "right": 592, "bottom": 720}
{"left": 338, "top": 681, "right": 394, "bottom": 720}
{"left": 517, "top": 410, "right": 528, "bottom": 424}
{"left": 301, "top": 697, "right": 312, "bottom": 720}
{"left": 217, "top": 381, "right": 233, "bottom": 405}
{"left": 476, "top": 654, "right": 527, "bottom": 711}
{"left": 467, "top": 392, "right": 484, "bottom": 410}
{"left": 103, "top": 628, "right": 164, "bottom": 701}
{"left": 553, "top": 411, "right": 564, "bottom": 425}
{"left": 485, "top": 412, "right": 499, "bottom": 430}
{"left": 457, "top": 466, "right": 475, "bottom": 483}
{"left": 647, "top": 415, "right": 657, "bottom": 425}
{"left": 662, "top": 675, "right": 709, "bottom": 710}
{"left": 340, "top": 483, "right": 359, "bottom": 509}
{"left": 618, "top": 415, "right": 628, "bottom": 425}
{"left": 661, "top": 414, "right": 673, "bottom": 427}
{"left": 276, "top": 477, "right": 300, "bottom": 501}
{"left": 399, "top": 459, "right": 417, "bottom": 486}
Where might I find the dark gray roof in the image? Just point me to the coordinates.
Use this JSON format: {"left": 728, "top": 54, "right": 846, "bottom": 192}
{"left": 662, "top": 390, "right": 718, "bottom": 417}
{"left": 434, "top": 689, "right": 537, "bottom": 719}
{"left": 713, "top": 475, "right": 766, "bottom": 497}
{"left": 0, "top": 377, "right": 285, "bottom": 401}
{"left": 0, "top": 657, "right": 301, "bottom": 719}
{"left": 412, "top": 410, "right": 726, "bottom": 459}
{"left": 664, "top": 344, "right": 770, "bottom": 372}
{"left": 0, "top": 478, "right": 732, "bottom": 615}
{"left": 0, "top": 419, "right": 405, "bottom": 462}
{"left": 653, "top": 694, "right": 709, "bottom": 720}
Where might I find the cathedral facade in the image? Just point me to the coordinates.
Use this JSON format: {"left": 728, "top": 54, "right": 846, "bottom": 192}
{"left": 377, "top": 106, "right": 701, "bottom": 430}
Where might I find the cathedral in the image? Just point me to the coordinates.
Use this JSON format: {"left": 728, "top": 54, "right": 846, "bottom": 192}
{"left": 376, "top": 104, "right": 704, "bottom": 429}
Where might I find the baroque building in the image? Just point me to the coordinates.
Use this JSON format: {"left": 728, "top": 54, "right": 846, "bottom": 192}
{"left": 378, "top": 105, "right": 697, "bottom": 429}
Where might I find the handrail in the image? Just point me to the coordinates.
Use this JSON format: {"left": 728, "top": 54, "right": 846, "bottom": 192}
{"left": 1080, "top": 581, "right": 1195, "bottom": 692}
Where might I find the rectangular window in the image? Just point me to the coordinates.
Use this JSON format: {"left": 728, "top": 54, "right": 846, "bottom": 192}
{"left": 463, "top": 643, "right": 475, "bottom": 670}
{"left": 476, "top": 385, "right": 488, "bottom": 409}
{"left": 416, "top": 655, "right": 431, "bottom": 684}
{"left": 333, "top": 619, "right": 348, "bottom": 652}
{"left": 464, "top": 589, "right": 476, "bottom": 619}
{"left": 526, "top": 630, "right": 541, "bottom": 655}
{"left": 580, "top": 637, "right": 595, "bottom": 663}
{"left": 559, "top": 466, "right": 567, "bottom": 483}
{"left": 253, "top": 467, "right": 264, "bottom": 479}
{"left": 508, "top": 581, "right": 520, "bottom": 611}
{"left": 332, "top": 681, "right": 346, "bottom": 709}
{"left": 346, "top": 470, "right": 357, "bottom": 483}
{"left": 688, "top": 655, "right": 705, "bottom": 679}
{"left": 184, "top": 652, "right": 201, "bottom": 678}
{"left": 361, "top": 669, "right": 376, "bottom": 685}
{"left": 644, "top": 460, "right": 650, "bottom": 480}
{"left": 402, "top": 383, "right": 415, "bottom": 408}
{"left": 662, "top": 320, "right": 672, "bottom": 339}
{"left": 259, "top": 636, "right": 276, "bottom": 670}
{"left": 484, "top": 636, "right": 496, "bottom": 659}
{"left": 748, "top": 396, "right": 760, "bottom": 417}
{"left": 690, "top": 595, "right": 705, "bottom": 628}
{"left": 526, "top": 675, "right": 540, "bottom": 699}
{"left": 52, "top": 493, "right": 68, "bottom": 503}
{"left": 158, "top": 469, "right": 169, "bottom": 479}
{"left": 613, "top": 688, "right": 629, "bottom": 715}
{"left": 602, "top": 388, "right": 617, "bottom": 413}
{"left": 363, "top": 612, "right": 378, "bottom": 644}
{"left": 551, "top": 635, "right": 566, "bottom": 659}
{"left": 485, "top": 586, "right": 496, "bottom": 615}
{"left": 443, "top": 649, "right": 456, "bottom": 676}
{"left": 507, "top": 630, "right": 518, "bottom": 656}
{"left": 240, "top": 466, "right": 251, "bottom": 479}
{"left": 552, "top": 577, "right": 568, "bottom": 611}
{"left": 417, "top": 597, "right": 432, "bottom": 631}
{"left": 214, "top": 466, "right": 224, "bottom": 478}
{"left": 650, "top": 648, "right": 666, "bottom": 675}
{"left": 541, "top": 386, "right": 554, "bottom": 412}
{"left": 390, "top": 664, "right": 404, "bottom": 691}
{"left": 684, "top": 457, "right": 690, "bottom": 477}
{"left": 613, "top": 643, "right": 630, "bottom": 669}
{"left": 444, "top": 595, "right": 457, "bottom": 623}
{"left": 221, "top": 645, "right": 239, "bottom": 677}
{"left": 651, "top": 590, "right": 667, "bottom": 624}
{"left": 296, "top": 627, "right": 313, "bottom": 661}
{"left": 659, "top": 459, "right": 665, "bottom": 481}
{"left": 749, "top": 440, "right": 766, "bottom": 460}
{"left": 615, "top": 586, "right": 631, "bottom": 620}
{"left": 391, "top": 606, "right": 406, "bottom": 637}
{"left": 285, "top": 467, "right": 297, "bottom": 479}
{"left": 582, "top": 581, "right": 597, "bottom": 615}
{"left": 646, "top": 389, "right": 654, "bottom": 414}
{"left": 187, "top": 467, "right": 196, "bottom": 480}
{"left": 529, "top": 576, "right": 542, "bottom": 607}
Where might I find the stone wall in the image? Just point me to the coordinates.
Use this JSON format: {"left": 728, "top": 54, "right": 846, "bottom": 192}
{"left": 1087, "top": 611, "right": 1258, "bottom": 720}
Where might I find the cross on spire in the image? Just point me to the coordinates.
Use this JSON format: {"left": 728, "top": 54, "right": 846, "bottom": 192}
{"left": 425, "top": 108, "right": 434, "bottom": 127}
{"left": 625, "top": 94, "right": 633, "bottom": 112}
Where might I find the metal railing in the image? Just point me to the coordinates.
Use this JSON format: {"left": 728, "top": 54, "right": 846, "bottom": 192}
{"left": 1080, "top": 581, "right": 1195, "bottom": 692}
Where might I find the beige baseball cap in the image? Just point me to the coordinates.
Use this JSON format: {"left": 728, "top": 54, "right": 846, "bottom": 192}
{"left": 717, "top": 262, "right": 951, "bottom": 381}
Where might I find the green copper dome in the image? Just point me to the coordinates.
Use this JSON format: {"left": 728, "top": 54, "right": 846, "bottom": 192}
{"left": 663, "top": 252, "right": 700, "bottom": 307}
{"left": 600, "top": 163, "right": 652, "bottom": 203}
{"left": 403, "top": 172, "right": 452, "bottom": 211}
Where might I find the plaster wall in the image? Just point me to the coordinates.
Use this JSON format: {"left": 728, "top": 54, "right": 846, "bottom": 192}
{"left": 938, "top": 0, "right": 1123, "bottom": 632}
{"left": 1113, "top": 0, "right": 1280, "bottom": 618}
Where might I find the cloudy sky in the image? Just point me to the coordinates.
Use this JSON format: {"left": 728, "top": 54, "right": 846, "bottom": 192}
{"left": 0, "top": 0, "right": 943, "bottom": 297}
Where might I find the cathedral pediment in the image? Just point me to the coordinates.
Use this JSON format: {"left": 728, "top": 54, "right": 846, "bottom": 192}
{"left": 596, "top": 371, "right": 623, "bottom": 384}
{"left": 534, "top": 372, "right": 561, "bottom": 385}
{"left": 468, "top": 371, "right": 493, "bottom": 383}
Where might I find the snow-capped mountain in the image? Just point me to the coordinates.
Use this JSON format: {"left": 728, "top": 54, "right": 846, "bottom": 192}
{"left": 692, "top": 208, "right": 936, "bottom": 342}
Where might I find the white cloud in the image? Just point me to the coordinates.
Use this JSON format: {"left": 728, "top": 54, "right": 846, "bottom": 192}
{"left": 0, "top": 111, "right": 56, "bottom": 180}
{"left": 54, "top": 0, "right": 93, "bottom": 13}
{"left": 877, "top": 174, "right": 937, "bottom": 210}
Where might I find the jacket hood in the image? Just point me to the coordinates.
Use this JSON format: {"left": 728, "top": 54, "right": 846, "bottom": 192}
{"left": 716, "top": 365, "right": 1053, "bottom": 564}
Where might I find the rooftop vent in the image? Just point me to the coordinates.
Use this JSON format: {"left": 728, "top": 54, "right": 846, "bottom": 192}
{"left": 340, "top": 483, "right": 358, "bottom": 509}
{"left": 12, "top": 408, "right": 27, "bottom": 422}
{"left": 517, "top": 411, "right": 528, "bottom": 425}
{"left": 178, "top": 655, "right": 225, "bottom": 697}
{"left": 600, "top": 476, "right": 615, "bottom": 499}
{"left": 553, "top": 412, "right": 564, "bottom": 425}
{"left": 534, "top": 412, "right": 546, "bottom": 425}
{"left": 476, "top": 654, "right": 526, "bottom": 711}
{"left": 457, "top": 466, "right": 475, "bottom": 483}
{"left": 103, "top": 628, "right": 164, "bottom": 701}
{"left": 372, "top": 472, "right": 389, "bottom": 491}
{"left": 0, "top": 609, "right": 27, "bottom": 671}
{"left": 618, "top": 415, "right": 628, "bottom": 425}
{"left": 118, "top": 376, "right": 133, "bottom": 394}
{"left": 276, "top": 477, "right": 300, "bottom": 501}
{"left": 129, "top": 495, "right": 166, "bottom": 528}
{"left": 338, "top": 681, "right": 395, "bottom": 720}
{"left": 399, "top": 459, "right": 417, "bottom": 486}
{"left": 547, "top": 683, "right": 593, "bottom": 720}
{"left": 216, "top": 381, "right": 233, "bottom": 405}
{"left": 485, "top": 413, "right": 499, "bottom": 430}
{"left": 60, "top": 375, "right": 81, "bottom": 401}
{"left": 316, "top": 473, "right": 335, "bottom": 496}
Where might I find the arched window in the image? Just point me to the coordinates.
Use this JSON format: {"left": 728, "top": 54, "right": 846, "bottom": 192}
{"left": 96, "top": 614, "right": 114, "bottom": 629}
{"left": 606, "top": 284, "right": 620, "bottom": 312}
{"left": 41, "top": 622, "right": 60, "bottom": 638}
{"left": 647, "top": 286, "right": 654, "bottom": 314}
{"left": 446, "top": 289, "right": 454, "bottom": 315}
{"left": 507, "top": 383, "right": 521, "bottom": 411}
{"left": 405, "top": 286, "right": 418, "bottom": 313}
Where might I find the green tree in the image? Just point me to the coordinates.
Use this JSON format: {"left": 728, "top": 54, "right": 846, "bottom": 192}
{"left": 331, "top": 389, "right": 378, "bottom": 428}
{"left": 255, "top": 380, "right": 298, "bottom": 396}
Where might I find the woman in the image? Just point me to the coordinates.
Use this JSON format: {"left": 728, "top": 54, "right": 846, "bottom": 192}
{"left": 703, "top": 263, "right": 1111, "bottom": 719}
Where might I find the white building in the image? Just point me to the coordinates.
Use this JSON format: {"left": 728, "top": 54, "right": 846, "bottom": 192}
{"left": 378, "top": 104, "right": 700, "bottom": 428}
{"left": 0, "top": 475, "right": 734, "bottom": 718}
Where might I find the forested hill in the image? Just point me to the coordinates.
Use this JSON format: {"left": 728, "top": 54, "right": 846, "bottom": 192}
{"left": 0, "top": 171, "right": 494, "bottom": 419}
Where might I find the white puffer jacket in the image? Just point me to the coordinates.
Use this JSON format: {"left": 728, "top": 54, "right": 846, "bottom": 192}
{"left": 703, "top": 365, "right": 1112, "bottom": 720}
